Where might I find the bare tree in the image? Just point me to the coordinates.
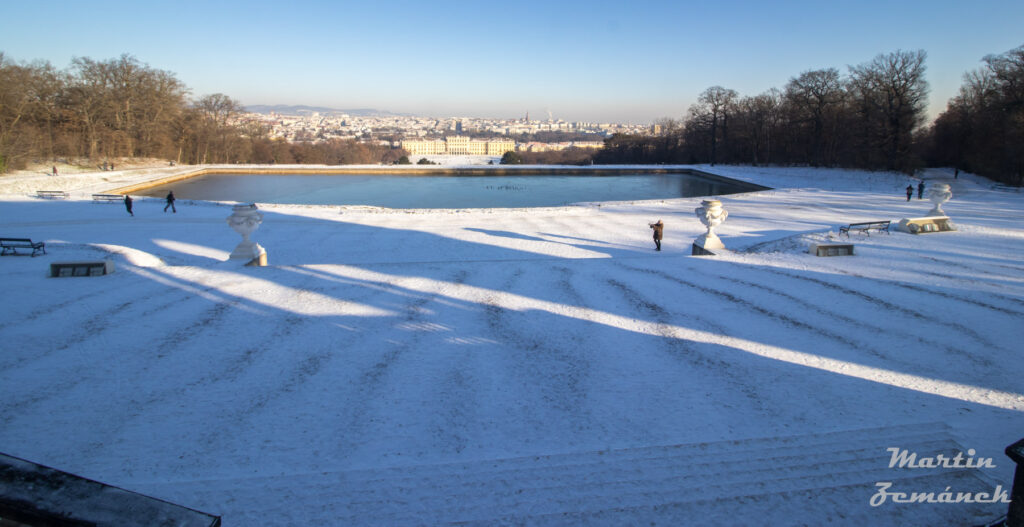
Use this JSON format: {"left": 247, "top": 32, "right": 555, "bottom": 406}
{"left": 848, "top": 50, "right": 929, "bottom": 171}
{"left": 739, "top": 89, "right": 782, "bottom": 165}
{"left": 784, "top": 68, "right": 846, "bottom": 165}
{"left": 192, "top": 93, "right": 243, "bottom": 163}
{"left": 691, "top": 86, "right": 738, "bottom": 165}
{"left": 0, "top": 55, "right": 37, "bottom": 170}
{"left": 931, "top": 44, "right": 1024, "bottom": 185}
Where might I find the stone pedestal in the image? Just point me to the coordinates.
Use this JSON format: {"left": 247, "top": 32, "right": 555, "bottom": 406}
{"left": 49, "top": 260, "right": 115, "bottom": 277}
{"left": 810, "top": 244, "right": 854, "bottom": 257}
{"left": 896, "top": 216, "right": 956, "bottom": 234}
{"left": 694, "top": 199, "right": 728, "bottom": 252}
{"left": 227, "top": 204, "right": 267, "bottom": 266}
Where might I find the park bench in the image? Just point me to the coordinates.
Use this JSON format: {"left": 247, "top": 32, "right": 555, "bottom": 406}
{"left": 0, "top": 237, "right": 46, "bottom": 257}
{"left": 92, "top": 193, "right": 124, "bottom": 203}
{"left": 839, "top": 220, "right": 890, "bottom": 237}
{"left": 36, "top": 190, "right": 68, "bottom": 199}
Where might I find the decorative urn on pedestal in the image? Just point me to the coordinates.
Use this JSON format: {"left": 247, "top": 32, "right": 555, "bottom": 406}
{"left": 226, "top": 203, "right": 267, "bottom": 266}
{"left": 694, "top": 199, "right": 728, "bottom": 251}
{"left": 926, "top": 182, "right": 953, "bottom": 217}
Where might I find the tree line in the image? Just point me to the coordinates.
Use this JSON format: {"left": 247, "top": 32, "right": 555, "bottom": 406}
{"left": 3, "top": 47, "right": 1022, "bottom": 185}
{"left": 0, "top": 53, "right": 402, "bottom": 172}
{"left": 929, "top": 45, "right": 1024, "bottom": 185}
{"left": 596, "top": 49, "right": 931, "bottom": 172}
{"left": 595, "top": 45, "right": 1024, "bottom": 185}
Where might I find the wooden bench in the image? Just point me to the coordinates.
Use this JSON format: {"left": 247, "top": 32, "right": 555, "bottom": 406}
{"left": 839, "top": 220, "right": 890, "bottom": 237}
{"left": 36, "top": 190, "right": 68, "bottom": 199}
{"left": 92, "top": 193, "right": 124, "bottom": 203}
{"left": 0, "top": 237, "right": 46, "bottom": 257}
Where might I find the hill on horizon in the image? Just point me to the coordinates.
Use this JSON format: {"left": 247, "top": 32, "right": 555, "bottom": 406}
{"left": 244, "top": 105, "right": 405, "bottom": 117}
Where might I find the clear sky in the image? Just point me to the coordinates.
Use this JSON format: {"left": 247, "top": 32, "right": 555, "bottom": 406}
{"left": 2, "top": 0, "right": 1022, "bottom": 124}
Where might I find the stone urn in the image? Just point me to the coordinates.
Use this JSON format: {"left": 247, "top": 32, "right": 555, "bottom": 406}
{"left": 926, "top": 182, "right": 952, "bottom": 217}
{"left": 694, "top": 199, "right": 728, "bottom": 250}
{"left": 227, "top": 203, "right": 266, "bottom": 264}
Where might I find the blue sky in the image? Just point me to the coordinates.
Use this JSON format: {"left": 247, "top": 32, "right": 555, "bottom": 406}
{"left": 2, "top": 0, "right": 1022, "bottom": 123}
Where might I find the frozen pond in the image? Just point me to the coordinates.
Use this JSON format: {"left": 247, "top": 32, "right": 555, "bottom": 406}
{"left": 136, "top": 171, "right": 765, "bottom": 208}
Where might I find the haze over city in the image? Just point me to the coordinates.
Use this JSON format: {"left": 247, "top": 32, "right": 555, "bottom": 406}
{"left": 3, "top": 0, "right": 1023, "bottom": 123}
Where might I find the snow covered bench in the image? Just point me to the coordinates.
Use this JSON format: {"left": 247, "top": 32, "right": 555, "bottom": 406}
{"left": 0, "top": 237, "right": 46, "bottom": 257}
{"left": 36, "top": 190, "right": 68, "bottom": 199}
{"left": 839, "top": 221, "right": 890, "bottom": 237}
{"left": 92, "top": 193, "right": 124, "bottom": 203}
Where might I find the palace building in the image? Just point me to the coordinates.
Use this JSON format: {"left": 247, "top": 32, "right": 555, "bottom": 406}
{"left": 401, "top": 136, "right": 515, "bottom": 156}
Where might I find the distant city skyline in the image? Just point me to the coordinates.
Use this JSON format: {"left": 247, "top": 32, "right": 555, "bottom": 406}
{"left": 2, "top": 0, "right": 1023, "bottom": 124}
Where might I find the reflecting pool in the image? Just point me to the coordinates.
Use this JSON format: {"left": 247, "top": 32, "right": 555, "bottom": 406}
{"left": 137, "top": 171, "right": 764, "bottom": 208}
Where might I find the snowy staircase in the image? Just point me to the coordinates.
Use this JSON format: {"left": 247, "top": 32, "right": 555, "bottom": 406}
{"left": 145, "top": 422, "right": 1007, "bottom": 525}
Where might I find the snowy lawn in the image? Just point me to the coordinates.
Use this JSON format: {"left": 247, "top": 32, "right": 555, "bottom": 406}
{"left": 0, "top": 165, "right": 1022, "bottom": 524}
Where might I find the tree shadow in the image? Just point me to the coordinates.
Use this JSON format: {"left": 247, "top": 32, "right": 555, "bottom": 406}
{"left": 2, "top": 201, "right": 1022, "bottom": 488}
{"left": 463, "top": 228, "right": 549, "bottom": 243}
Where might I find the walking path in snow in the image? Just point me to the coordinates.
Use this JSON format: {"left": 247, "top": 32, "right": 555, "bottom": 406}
{"left": 0, "top": 164, "right": 1021, "bottom": 525}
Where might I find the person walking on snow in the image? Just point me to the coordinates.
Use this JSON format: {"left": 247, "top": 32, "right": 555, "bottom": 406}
{"left": 906, "top": 184, "right": 913, "bottom": 201}
{"left": 649, "top": 220, "right": 664, "bottom": 251}
{"left": 917, "top": 181, "right": 925, "bottom": 199}
{"left": 124, "top": 195, "right": 133, "bottom": 216}
{"left": 164, "top": 191, "right": 176, "bottom": 213}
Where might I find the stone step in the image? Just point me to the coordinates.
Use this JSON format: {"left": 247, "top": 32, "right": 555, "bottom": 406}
{"left": 149, "top": 421, "right": 952, "bottom": 492}
{"left": 144, "top": 422, "right": 987, "bottom": 525}
{"left": 459, "top": 470, "right": 1004, "bottom": 527}
{"left": 322, "top": 444, "right": 975, "bottom": 524}
{"left": 264, "top": 436, "right": 961, "bottom": 514}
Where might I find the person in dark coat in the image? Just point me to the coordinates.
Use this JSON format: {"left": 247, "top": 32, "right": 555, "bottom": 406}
{"left": 917, "top": 181, "right": 925, "bottom": 199}
{"left": 649, "top": 220, "right": 664, "bottom": 251}
{"left": 164, "top": 191, "right": 176, "bottom": 213}
{"left": 906, "top": 184, "right": 913, "bottom": 201}
{"left": 124, "top": 195, "right": 133, "bottom": 216}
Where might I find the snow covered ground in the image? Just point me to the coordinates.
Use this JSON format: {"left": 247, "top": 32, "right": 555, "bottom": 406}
{"left": 0, "top": 164, "right": 1022, "bottom": 525}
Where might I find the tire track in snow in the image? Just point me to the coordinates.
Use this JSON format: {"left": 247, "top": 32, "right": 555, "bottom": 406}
{"left": 666, "top": 265, "right": 990, "bottom": 370}
{"left": 0, "top": 280, "right": 241, "bottom": 429}
{"left": 149, "top": 272, "right": 354, "bottom": 474}
{"left": 0, "top": 267, "right": 197, "bottom": 370}
{"left": 0, "top": 275, "right": 238, "bottom": 423}
{"left": 214, "top": 292, "right": 345, "bottom": 420}
{"left": 620, "top": 267, "right": 876, "bottom": 359}
{"left": 551, "top": 265, "right": 654, "bottom": 443}
{"left": 823, "top": 264, "right": 1024, "bottom": 317}
{"left": 0, "top": 289, "right": 108, "bottom": 332}
{"left": 917, "top": 256, "right": 1024, "bottom": 302}
{"left": 757, "top": 267, "right": 1008, "bottom": 357}
{"left": 328, "top": 268, "right": 472, "bottom": 457}
{"left": 431, "top": 368, "right": 474, "bottom": 455}
{"left": 9, "top": 267, "right": 342, "bottom": 464}
{"left": 482, "top": 266, "right": 593, "bottom": 432}
{"left": 602, "top": 276, "right": 772, "bottom": 415}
